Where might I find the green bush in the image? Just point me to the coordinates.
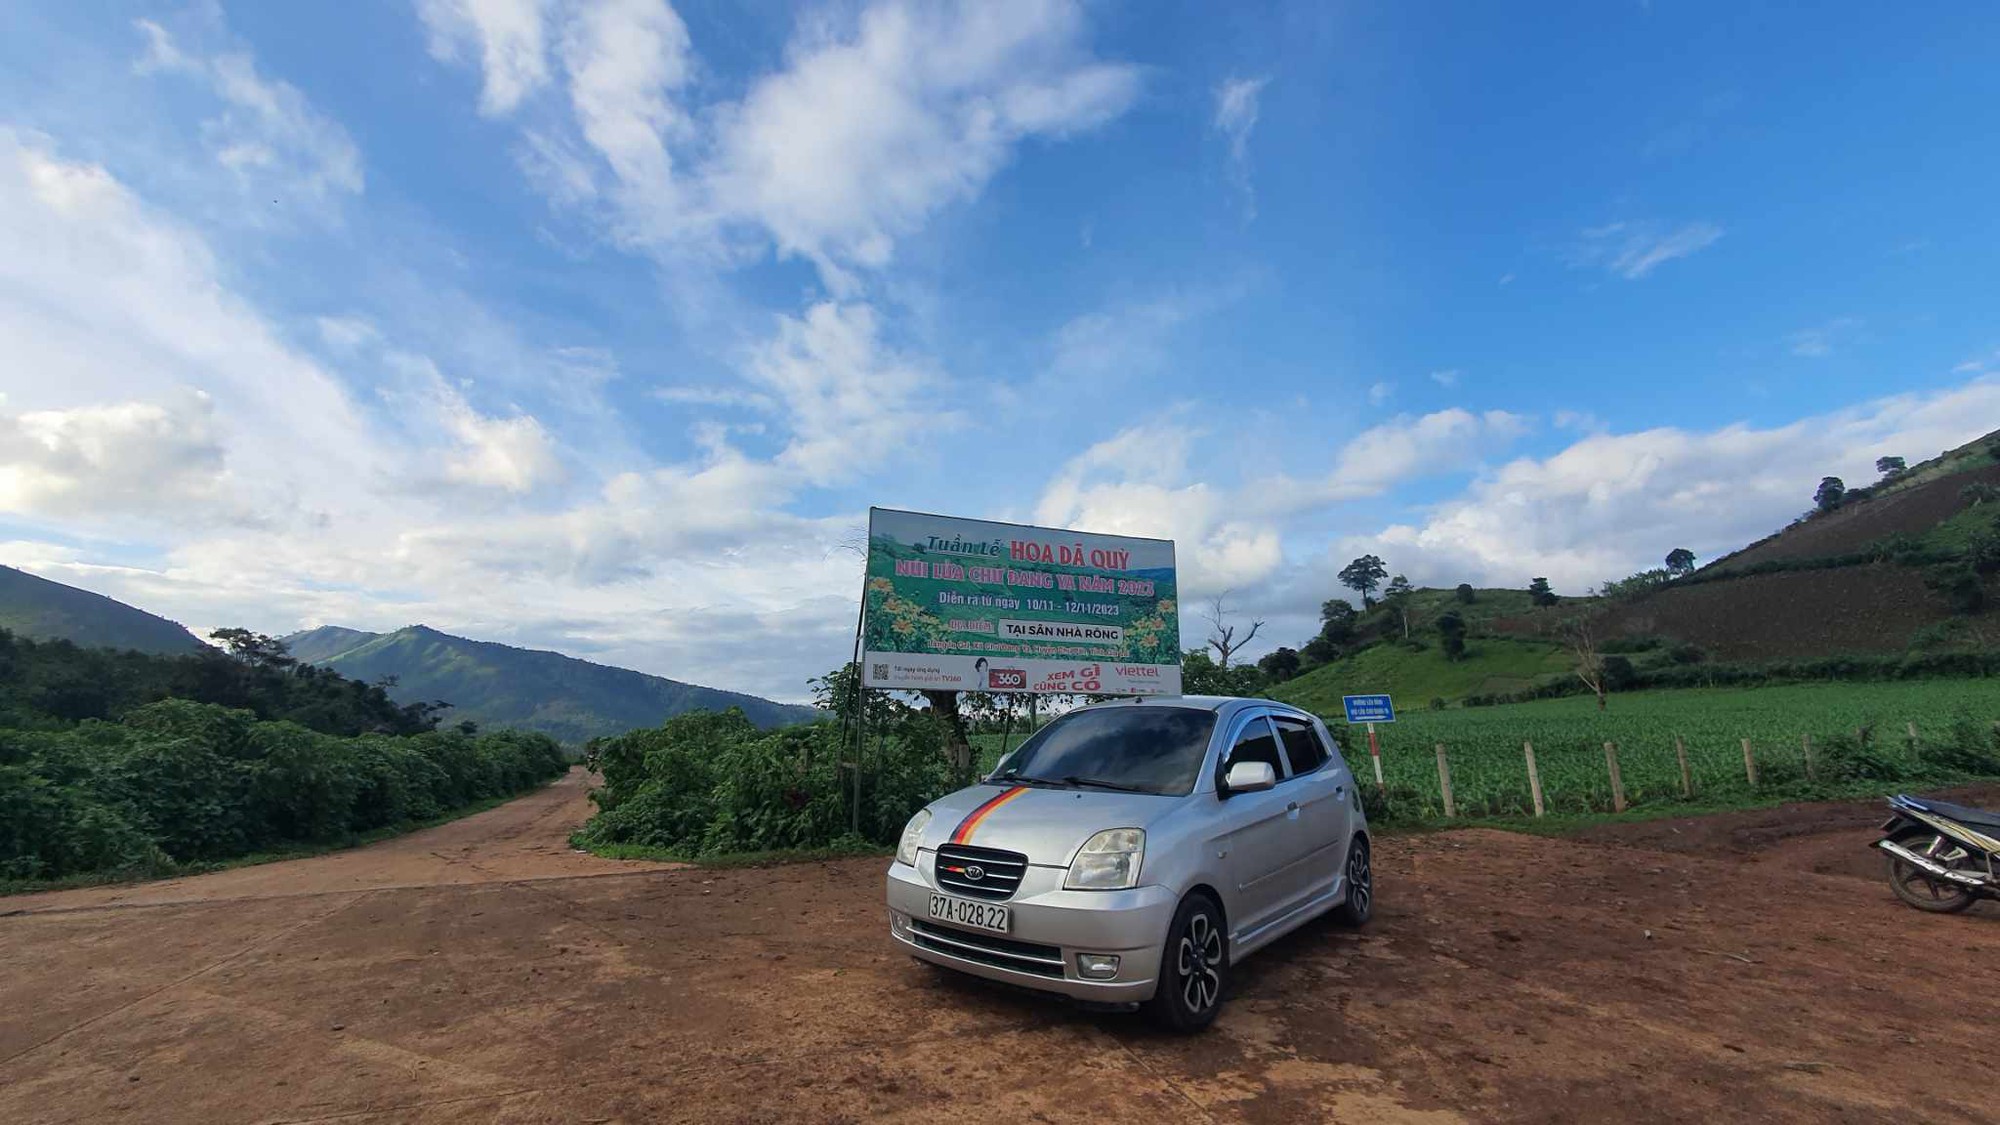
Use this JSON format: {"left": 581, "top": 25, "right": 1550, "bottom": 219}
{"left": 0, "top": 701, "right": 567, "bottom": 880}
{"left": 576, "top": 708, "right": 958, "bottom": 858}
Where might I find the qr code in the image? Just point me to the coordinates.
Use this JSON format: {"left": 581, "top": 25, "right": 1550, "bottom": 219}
{"left": 872, "top": 663, "right": 889, "bottom": 681}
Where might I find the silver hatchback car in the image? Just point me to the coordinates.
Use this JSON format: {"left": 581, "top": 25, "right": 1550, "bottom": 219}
{"left": 886, "top": 695, "right": 1372, "bottom": 1031}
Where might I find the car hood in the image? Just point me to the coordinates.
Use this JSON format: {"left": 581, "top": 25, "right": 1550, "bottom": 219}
{"left": 921, "top": 782, "right": 1178, "bottom": 865}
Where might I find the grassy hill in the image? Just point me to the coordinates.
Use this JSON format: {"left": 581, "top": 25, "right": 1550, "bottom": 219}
{"left": 0, "top": 565, "right": 205, "bottom": 656}
{"left": 1266, "top": 428, "right": 2000, "bottom": 708}
{"left": 284, "top": 625, "right": 818, "bottom": 743}
{"left": 1270, "top": 637, "right": 1572, "bottom": 715}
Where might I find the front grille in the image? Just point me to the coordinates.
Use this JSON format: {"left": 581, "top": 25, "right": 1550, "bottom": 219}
{"left": 934, "top": 844, "right": 1027, "bottom": 901}
{"left": 911, "top": 920, "right": 1064, "bottom": 978}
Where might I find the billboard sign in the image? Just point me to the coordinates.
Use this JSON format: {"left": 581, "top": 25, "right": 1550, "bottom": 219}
{"left": 861, "top": 508, "right": 1180, "bottom": 695}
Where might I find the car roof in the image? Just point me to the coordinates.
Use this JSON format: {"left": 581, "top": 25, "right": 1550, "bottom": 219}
{"left": 1081, "top": 695, "right": 1311, "bottom": 717}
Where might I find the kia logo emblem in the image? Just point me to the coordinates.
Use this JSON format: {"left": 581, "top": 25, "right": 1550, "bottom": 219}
{"left": 964, "top": 865, "right": 985, "bottom": 881}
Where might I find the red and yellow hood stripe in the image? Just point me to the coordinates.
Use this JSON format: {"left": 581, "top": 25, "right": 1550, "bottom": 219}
{"left": 949, "top": 786, "right": 1028, "bottom": 845}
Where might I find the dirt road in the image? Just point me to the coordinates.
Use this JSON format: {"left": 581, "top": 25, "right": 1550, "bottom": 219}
{"left": 4, "top": 770, "right": 1995, "bottom": 1124}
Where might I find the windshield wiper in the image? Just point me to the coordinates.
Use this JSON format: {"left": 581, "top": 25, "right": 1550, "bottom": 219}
{"left": 1058, "top": 775, "right": 1145, "bottom": 793}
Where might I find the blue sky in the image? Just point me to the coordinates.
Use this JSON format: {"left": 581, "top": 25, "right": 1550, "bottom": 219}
{"left": 3, "top": 1, "right": 1997, "bottom": 702}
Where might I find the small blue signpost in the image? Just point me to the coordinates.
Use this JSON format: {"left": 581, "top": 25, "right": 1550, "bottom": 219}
{"left": 1341, "top": 695, "right": 1394, "bottom": 791}
{"left": 1342, "top": 694, "right": 1395, "bottom": 724}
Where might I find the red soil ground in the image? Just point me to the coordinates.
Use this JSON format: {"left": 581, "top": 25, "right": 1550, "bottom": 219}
{"left": 4, "top": 770, "right": 1994, "bottom": 1123}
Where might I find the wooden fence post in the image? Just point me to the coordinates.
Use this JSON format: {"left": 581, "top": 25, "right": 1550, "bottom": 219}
{"left": 1674, "top": 736, "right": 1691, "bottom": 799}
{"left": 1604, "top": 741, "right": 1627, "bottom": 813}
{"left": 1906, "top": 721, "right": 1920, "bottom": 752}
{"left": 1524, "top": 740, "right": 1545, "bottom": 818}
{"left": 1741, "top": 738, "right": 1758, "bottom": 786}
{"left": 1435, "top": 743, "right": 1456, "bottom": 819}
{"left": 1802, "top": 733, "right": 1816, "bottom": 781}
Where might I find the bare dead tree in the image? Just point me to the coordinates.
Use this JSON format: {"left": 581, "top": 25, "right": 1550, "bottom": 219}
{"left": 1562, "top": 615, "right": 1608, "bottom": 711}
{"left": 1203, "top": 592, "right": 1264, "bottom": 669}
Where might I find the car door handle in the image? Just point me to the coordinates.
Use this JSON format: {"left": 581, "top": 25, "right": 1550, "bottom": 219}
{"left": 1286, "top": 801, "right": 1299, "bottom": 812}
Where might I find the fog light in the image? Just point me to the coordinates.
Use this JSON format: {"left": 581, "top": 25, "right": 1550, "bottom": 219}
{"left": 890, "top": 911, "right": 912, "bottom": 938}
{"left": 1076, "top": 953, "right": 1121, "bottom": 979}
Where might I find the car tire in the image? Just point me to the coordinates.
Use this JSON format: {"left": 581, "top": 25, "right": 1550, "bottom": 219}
{"left": 1331, "top": 834, "right": 1373, "bottom": 927}
{"left": 1144, "top": 891, "right": 1227, "bottom": 1033}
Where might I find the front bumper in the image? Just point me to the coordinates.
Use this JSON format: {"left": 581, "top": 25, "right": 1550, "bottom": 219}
{"left": 886, "top": 854, "right": 1176, "bottom": 1002}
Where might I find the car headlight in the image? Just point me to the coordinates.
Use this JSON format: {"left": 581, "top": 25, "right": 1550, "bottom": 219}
{"left": 1065, "top": 828, "right": 1145, "bottom": 890}
{"left": 896, "top": 808, "right": 933, "bottom": 867}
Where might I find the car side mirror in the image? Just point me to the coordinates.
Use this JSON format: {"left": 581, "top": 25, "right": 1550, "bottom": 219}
{"left": 1223, "top": 760, "right": 1276, "bottom": 795}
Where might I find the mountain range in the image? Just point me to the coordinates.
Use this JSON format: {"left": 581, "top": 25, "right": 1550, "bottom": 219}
{"left": 0, "top": 563, "right": 816, "bottom": 741}
{"left": 0, "top": 565, "right": 206, "bottom": 655}
{"left": 281, "top": 625, "right": 818, "bottom": 741}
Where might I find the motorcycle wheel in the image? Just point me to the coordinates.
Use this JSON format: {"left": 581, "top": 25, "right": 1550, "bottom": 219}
{"left": 1884, "top": 829, "right": 1977, "bottom": 914}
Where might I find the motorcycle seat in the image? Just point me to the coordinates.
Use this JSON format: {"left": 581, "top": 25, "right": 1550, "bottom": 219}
{"left": 1905, "top": 798, "right": 2000, "bottom": 832}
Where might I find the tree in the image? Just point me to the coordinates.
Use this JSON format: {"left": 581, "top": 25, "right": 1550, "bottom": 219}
{"left": 920, "top": 690, "right": 977, "bottom": 782}
{"left": 1300, "top": 633, "right": 1341, "bottom": 667}
{"left": 1202, "top": 593, "right": 1264, "bottom": 668}
{"left": 1256, "top": 646, "right": 1301, "bottom": 682}
{"left": 1528, "top": 577, "right": 1558, "bottom": 607}
{"left": 1338, "top": 555, "right": 1389, "bottom": 607}
{"left": 1318, "top": 598, "right": 1358, "bottom": 645}
{"left": 1453, "top": 583, "right": 1476, "bottom": 604}
{"left": 1436, "top": 610, "right": 1467, "bottom": 660}
{"left": 1924, "top": 564, "right": 1986, "bottom": 616}
{"left": 1665, "top": 548, "right": 1696, "bottom": 577}
{"left": 209, "top": 628, "right": 296, "bottom": 671}
{"left": 1814, "top": 476, "right": 1846, "bottom": 513}
{"left": 1181, "top": 649, "right": 1266, "bottom": 697}
{"left": 1561, "top": 616, "right": 1610, "bottom": 711}
{"left": 1383, "top": 575, "right": 1415, "bottom": 639}
{"left": 1876, "top": 455, "right": 1906, "bottom": 481}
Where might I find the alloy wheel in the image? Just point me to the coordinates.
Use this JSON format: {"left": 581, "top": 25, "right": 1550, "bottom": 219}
{"left": 1347, "top": 840, "right": 1372, "bottom": 918}
{"left": 1177, "top": 911, "right": 1223, "bottom": 1012}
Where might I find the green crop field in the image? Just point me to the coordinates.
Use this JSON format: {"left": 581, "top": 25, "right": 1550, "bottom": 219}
{"left": 1315, "top": 680, "right": 2000, "bottom": 820}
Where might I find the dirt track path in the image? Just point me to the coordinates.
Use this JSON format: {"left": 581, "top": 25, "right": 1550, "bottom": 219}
{"left": 3, "top": 773, "right": 1996, "bottom": 1124}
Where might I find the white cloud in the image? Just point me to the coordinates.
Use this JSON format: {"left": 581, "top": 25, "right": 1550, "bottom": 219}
{"left": 1049, "top": 293, "right": 1206, "bottom": 381}
{"left": 0, "top": 129, "right": 381, "bottom": 528}
{"left": 1572, "top": 220, "right": 1723, "bottom": 280}
{"left": 1332, "top": 376, "right": 2000, "bottom": 595}
{"left": 426, "top": 0, "right": 1139, "bottom": 285}
{"left": 1212, "top": 74, "right": 1269, "bottom": 219}
{"left": 0, "top": 392, "right": 226, "bottom": 517}
{"left": 416, "top": 0, "right": 554, "bottom": 116}
{"left": 652, "top": 385, "right": 776, "bottom": 411}
{"left": 1035, "top": 407, "right": 1533, "bottom": 601}
{"left": 133, "top": 18, "right": 363, "bottom": 206}
{"left": 435, "top": 389, "right": 562, "bottom": 493}
{"left": 1428, "top": 368, "right": 1460, "bottom": 387}
{"left": 1310, "top": 408, "right": 1531, "bottom": 502}
{"left": 703, "top": 0, "right": 1139, "bottom": 281}
{"left": 745, "top": 301, "right": 952, "bottom": 484}
{"left": 1789, "top": 317, "right": 1859, "bottom": 358}
{"left": 558, "top": 0, "right": 695, "bottom": 241}
{"left": 1367, "top": 381, "right": 1394, "bottom": 406}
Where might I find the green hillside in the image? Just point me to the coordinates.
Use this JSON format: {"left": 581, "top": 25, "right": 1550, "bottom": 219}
{"left": 1270, "top": 636, "right": 1572, "bottom": 715}
{"left": 0, "top": 565, "right": 205, "bottom": 655}
{"left": 284, "top": 625, "right": 818, "bottom": 743}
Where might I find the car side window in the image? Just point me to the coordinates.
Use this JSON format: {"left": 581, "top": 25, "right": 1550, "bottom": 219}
{"left": 1225, "top": 715, "right": 1286, "bottom": 777}
{"left": 1272, "top": 716, "right": 1330, "bottom": 776}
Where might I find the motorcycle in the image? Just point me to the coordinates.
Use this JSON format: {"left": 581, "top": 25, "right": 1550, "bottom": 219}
{"left": 1877, "top": 794, "right": 1999, "bottom": 914}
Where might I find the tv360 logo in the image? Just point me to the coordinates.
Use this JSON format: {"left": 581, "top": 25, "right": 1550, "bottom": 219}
{"left": 987, "top": 668, "right": 1028, "bottom": 690}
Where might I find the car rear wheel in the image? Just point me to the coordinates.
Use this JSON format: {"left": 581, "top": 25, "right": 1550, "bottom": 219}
{"left": 1145, "top": 892, "right": 1227, "bottom": 1033}
{"left": 1331, "top": 835, "right": 1372, "bottom": 926}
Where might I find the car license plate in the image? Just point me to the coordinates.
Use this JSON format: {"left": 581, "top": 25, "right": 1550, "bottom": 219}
{"left": 929, "top": 893, "right": 1009, "bottom": 933}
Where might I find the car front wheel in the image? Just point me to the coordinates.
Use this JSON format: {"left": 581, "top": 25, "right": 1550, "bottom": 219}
{"left": 1145, "top": 892, "right": 1226, "bottom": 1032}
{"left": 1332, "top": 834, "right": 1372, "bottom": 926}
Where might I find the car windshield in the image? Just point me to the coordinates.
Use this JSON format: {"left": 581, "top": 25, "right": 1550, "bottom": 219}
{"left": 990, "top": 706, "right": 1217, "bottom": 796}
